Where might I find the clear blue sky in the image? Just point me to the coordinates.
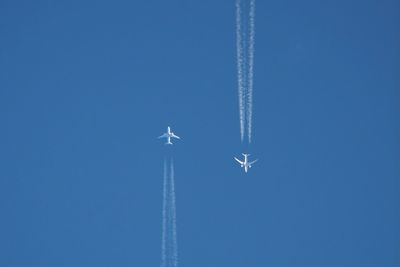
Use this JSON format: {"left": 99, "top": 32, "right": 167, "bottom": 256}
{"left": 0, "top": 0, "right": 399, "bottom": 266}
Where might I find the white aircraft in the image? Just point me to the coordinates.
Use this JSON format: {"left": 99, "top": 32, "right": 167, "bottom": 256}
{"left": 234, "top": 154, "right": 258, "bottom": 173}
{"left": 158, "top": 126, "right": 181, "bottom": 145}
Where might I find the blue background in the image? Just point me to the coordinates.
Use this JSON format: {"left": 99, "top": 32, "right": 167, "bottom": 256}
{"left": 0, "top": 0, "right": 399, "bottom": 266}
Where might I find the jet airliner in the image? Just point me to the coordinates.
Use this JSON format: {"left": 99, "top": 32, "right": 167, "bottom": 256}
{"left": 158, "top": 126, "right": 180, "bottom": 145}
{"left": 234, "top": 154, "right": 258, "bottom": 173}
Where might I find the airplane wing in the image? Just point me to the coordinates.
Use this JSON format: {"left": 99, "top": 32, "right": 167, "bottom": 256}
{"left": 249, "top": 159, "right": 258, "bottom": 165}
{"left": 158, "top": 133, "right": 168, "bottom": 139}
{"left": 171, "top": 133, "right": 180, "bottom": 139}
{"left": 234, "top": 157, "right": 243, "bottom": 164}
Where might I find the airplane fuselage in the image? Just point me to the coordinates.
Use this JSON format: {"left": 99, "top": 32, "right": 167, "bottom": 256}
{"left": 242, "top": 155, "right": 249, "bottom": 172}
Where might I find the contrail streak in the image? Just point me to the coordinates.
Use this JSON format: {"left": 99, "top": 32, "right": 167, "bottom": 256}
{"left": 160, "top": 158, "right": 178, "bottom": 267}
{"left": 236, "top": 0, "right": 245, "bottom": 142}
{"left": 235, "top": 0, "right": 256, "bottom": 143}
{"left": 161, "top": 159, "right": 167, "bottom": 267}
{"left": 247, "top": 0, "right": 255, "bottom": 143}
{"left": 170, "top": 159, "right": 178, "bottom": 267}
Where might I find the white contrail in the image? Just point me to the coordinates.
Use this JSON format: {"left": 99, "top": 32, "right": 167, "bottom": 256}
{"left": 161, "top": 159, "right": 168, "bottom": 267}
{"left": 170, "top": 159, "right": 178, "bottom": 267}
{"left": 236, "top": 0, "right": 256, "bottom": 143}
{"left": 236, "top": 0, "right": 245, "bottom": 142}
{"left": 247, "top": 0, "right": 255, "bottom": 143}
{"left": 160, "top": 158, "right": 178, "bottom": 267}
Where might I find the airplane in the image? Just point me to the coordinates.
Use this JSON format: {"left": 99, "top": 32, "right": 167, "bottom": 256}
{"left": 234, "top": 153, "right": 258, "bottom": 173}
{"left": 158, "top": 126, "right": 180, "bottom": 145}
